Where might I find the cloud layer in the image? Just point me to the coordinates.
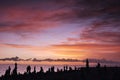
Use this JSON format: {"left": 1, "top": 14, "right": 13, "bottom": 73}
{"left": 0, "top": 0, "right": 119, "bottom": 32}
{"left": 0, "top": 56, "right": 120, "bottom": 65}
{"left": 0, "top": 0, "right": 120, "bottom": 62}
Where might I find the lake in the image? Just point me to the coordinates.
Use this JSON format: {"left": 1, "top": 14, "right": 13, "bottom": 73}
{"left": 0, "top": 61, "right": 119, "bottom": 76}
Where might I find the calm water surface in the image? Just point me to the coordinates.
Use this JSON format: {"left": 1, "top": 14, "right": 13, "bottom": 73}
{"left": 0, "top": 62, "right": 85, "bottom": 76}
{"left": 0, "top": 61, "right": 119, "bottom": 76}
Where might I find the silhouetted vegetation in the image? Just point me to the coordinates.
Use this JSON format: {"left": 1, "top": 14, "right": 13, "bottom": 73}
{"left": 0, "top": 59, "right": 120, "bottom": 80}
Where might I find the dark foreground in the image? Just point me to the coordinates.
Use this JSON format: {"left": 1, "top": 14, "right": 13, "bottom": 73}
{"left": 0, "top": 60, "right": 120, "bottom": 80}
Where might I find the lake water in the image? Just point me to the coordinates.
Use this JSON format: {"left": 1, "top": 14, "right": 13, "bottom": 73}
{"left": 0, "top": 61, "right": 85, "bottom": 76}
{"left": 0, "top": 64, "right": 82, "bottom": 76}
{"left": 0, "top": 61, "right": 119, "bottom": 76}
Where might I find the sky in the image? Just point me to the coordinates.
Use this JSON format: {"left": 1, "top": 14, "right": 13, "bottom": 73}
{"left": 0, "top": 0, "right": 120, "bottom": 63}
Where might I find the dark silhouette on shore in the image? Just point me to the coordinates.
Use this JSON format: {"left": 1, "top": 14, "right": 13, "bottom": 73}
{"left": 26, "top": 65, "right": 31, "bottom": 74}
{"left": 0, "top": 59, "right": 120, "bottom": 80}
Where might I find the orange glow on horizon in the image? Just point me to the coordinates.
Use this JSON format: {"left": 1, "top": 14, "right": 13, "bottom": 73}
{"left": 0, "top": 61, "right": 85, "bottom": 66}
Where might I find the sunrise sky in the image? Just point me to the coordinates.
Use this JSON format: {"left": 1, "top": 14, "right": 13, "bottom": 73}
{"left": 0, "top": 0, "right": 120, "bottom": 62}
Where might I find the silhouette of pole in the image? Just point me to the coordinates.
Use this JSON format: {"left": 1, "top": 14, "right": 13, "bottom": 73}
{"left": 5, "top": 66, "right": 11, "bottom": 76}
{"left": 33, "top": 66, "right": 36, "bottom": 73}
{"left": 96, "top": 63, "right": 101, "bottom": 68}
{"left": 86, "top": 59, "right": 89, "bottom": 68}
{"left": 26, "top": 65, "right": 31, "bottom": 74}
{"left": 40, "top": 67, "right": 44, "bottom": 73}
{"left": 12, "top": 63, "right": 17, "bottom": 75}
